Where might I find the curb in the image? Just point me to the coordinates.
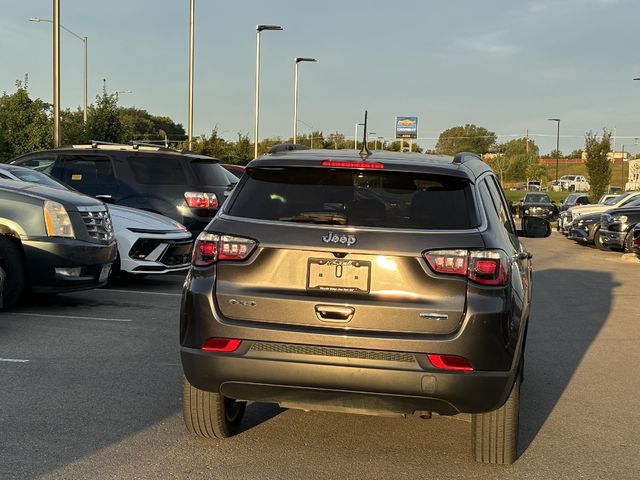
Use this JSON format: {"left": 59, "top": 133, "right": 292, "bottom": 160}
{"left": 621, "top": 253, "right": 640, "bottom": 264}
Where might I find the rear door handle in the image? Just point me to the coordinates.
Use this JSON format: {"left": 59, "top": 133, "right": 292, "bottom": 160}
{"left": 315, "top": 305, "right": 354, "bottom": 323}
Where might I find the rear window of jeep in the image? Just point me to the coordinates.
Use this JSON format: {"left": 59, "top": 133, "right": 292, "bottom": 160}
{"left": 226, "top": 167, "right": 479, "bottom": 230}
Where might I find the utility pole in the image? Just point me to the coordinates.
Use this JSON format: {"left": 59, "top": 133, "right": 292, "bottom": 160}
{"left": 52, "top": 0, "right": 60, "bottom": 147}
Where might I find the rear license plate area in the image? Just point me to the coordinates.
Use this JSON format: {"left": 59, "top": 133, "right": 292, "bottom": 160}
{"left": 307, "top": 258, "right": 371, "bottom": 294}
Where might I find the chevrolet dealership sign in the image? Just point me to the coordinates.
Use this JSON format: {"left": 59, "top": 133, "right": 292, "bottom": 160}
{"left": 395, "top": 116, "right": 418, "bottom": 139}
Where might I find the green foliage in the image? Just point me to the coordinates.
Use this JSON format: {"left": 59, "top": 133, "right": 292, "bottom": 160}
{"left": 0, "top": 80, "right": 51, "bottom": 161}
{"left": 498, "top": 137, "right": 539, "bottom": 157}
{"left": 505, "top": 153, "right": 539, "bottom": 182}
{"left": 119, "top": 107, "right": 186, "bottom": 143}
{"left": 569, "top": 149, "right": 584, "bottom": 159}
{"left": 584, "top": 130, "right": 612, "bottom": 200}
{"left": 385, "top": 140, "right": 423, "bottom": 152}
{"left": 542, "top": 149, "right": 564, "bottom": 159}
{"left": 61, "top": 108, "right": 88, "bottom": 145}
{"left": 86, "top": 89, "right": 123, "bottom": 142}
{"left": 435, "top": 124, "right": 496, "bottom": 155}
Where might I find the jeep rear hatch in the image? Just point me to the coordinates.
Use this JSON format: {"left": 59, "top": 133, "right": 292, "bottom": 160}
{"left": 209, "top": 166, "right": 484, "bottom": 336}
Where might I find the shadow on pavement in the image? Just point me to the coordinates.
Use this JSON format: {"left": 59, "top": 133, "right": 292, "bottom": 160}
{"left": 519, "top": 268, "right": 617, "bottom": 454}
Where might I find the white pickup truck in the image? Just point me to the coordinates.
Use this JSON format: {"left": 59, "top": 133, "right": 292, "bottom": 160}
{"left": 559, "top": 175, "right": 590, "bottom": 192}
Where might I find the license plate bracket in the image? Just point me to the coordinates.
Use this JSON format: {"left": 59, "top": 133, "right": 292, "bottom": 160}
{"left": 306, "top": 258, "right": 371, "bottom": 294}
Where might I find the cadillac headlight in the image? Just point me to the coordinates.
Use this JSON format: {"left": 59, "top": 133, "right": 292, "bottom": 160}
{"left": 43, "top": 201, "right": 75, "bottom": 238}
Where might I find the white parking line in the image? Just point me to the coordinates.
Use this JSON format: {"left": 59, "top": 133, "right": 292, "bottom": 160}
{"left": 100, "top": 289, "right": 181, "bottom": 297}
{"left": 11, "top": 313, "right": 133, "bottom": 323}
{"left": 0, "top": 358, "right": 29, "bottom": 363}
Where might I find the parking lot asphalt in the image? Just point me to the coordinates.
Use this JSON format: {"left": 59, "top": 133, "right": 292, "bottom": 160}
{"left": 2, "top": 233, "right": 639, "bottom": 479}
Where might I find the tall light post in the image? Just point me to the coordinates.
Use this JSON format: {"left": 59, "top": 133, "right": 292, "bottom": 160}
{"left": 292, "top": 57, "right": 316, "bottom": 144}
{"left": 297, "top": 119, "right": 315, "bottom": 147}
{"left": 187, "top": 0, "right": 195, "bottom": 150}
{"left": 548, "top": 118, "right": 561, "bottom": 183}
{"left": 354, "top": 122, "right": 364, "bottom": 150}
{"left": 29, "top": 15, "right": 88, "bottom": 125}
{"left": 254, "top": 24, "right": 283, "bottom": 158}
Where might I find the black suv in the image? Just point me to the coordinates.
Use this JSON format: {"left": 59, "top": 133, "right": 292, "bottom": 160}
{"left": 179, "top": 148, "right": 550, "bottom": 464}
{"left": 11, "top": 143, "right": 237, "bottom": 235}
{"left": 0, "top": 179, "right": 116, "bottom": 308}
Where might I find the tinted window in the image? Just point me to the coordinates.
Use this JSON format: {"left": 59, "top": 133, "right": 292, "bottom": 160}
{"left": 59, "top": 155, "right": 116, "bottom": 185}
{"left": 128, "top": 155, "right": 188, "bottom": 185}
{"left": 227, "top": 167, "right": 479, "bottom": 230}
{"left": 485, "top": 176, "right": 516, "bottom": 235}
{"left": 12, "top": 155, "right": 57, "bottom": 174}
{"left": 190, "top": 160, "right": 230, "bottom": 185}
{"left": 524, "top": 193, "right": 551, "bottom": 203}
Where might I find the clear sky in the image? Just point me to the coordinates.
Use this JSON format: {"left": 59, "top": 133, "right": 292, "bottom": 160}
{"left": 2, "top": 0, "right": 640, "bottom": 154}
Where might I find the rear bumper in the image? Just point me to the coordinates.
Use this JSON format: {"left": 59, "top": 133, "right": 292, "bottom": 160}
{"left": 181, "top": 345, "right": 517, "bottom": 416}
{"left": 22, "top": 237, "right": 116, "bottom": 293}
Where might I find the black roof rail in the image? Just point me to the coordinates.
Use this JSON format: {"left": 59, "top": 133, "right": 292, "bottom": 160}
{"left": 452, "top": 151, "right": 481, "bottom": 164}
{"left": 267, "top": 143, "right": 311, "bottom": 154}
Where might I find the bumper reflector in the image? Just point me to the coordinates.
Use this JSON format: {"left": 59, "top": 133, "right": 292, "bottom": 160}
{"left": 201, "top": 338, "right": 241, "bottom": 352}
{"left": 427, "top": 354, "right": 474, "bottom": 371}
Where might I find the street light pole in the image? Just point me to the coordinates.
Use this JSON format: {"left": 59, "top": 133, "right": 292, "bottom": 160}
{"left": 188, "top": 0, "right": 195, "bottom": 150}
{"left": 254, "top": 24, "right": 283, "bottom": 158}
{"left": 292, "top": 57, "right": 316, "bottom": 144}
{"left": 53, "top": 1, "right": 60, "bottom": 147}
{"left": 548, "top": 118, "right": 561, "bottom": 183}
{"left": 29, "top": 16, "right": 88, "bottom": 125}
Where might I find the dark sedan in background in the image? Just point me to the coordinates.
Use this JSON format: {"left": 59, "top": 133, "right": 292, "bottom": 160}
{"left": 518, "top": 192, "right": 559, "bottom": 220}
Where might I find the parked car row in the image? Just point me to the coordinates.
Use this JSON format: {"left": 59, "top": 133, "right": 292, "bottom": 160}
{"left": 557, "top": 190, "right": 640, "bottom": 256}
{"left": 0, "top": 143, "right": 246, "bottom": 309}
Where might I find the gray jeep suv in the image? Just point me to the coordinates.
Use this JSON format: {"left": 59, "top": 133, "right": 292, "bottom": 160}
{"left": 179, "top": 148, "right": 549, "bottom": 464}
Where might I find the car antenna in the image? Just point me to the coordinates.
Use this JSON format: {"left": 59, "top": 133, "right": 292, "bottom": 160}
{"left": 359, "top": 110, "right": 372, "bottom": 159}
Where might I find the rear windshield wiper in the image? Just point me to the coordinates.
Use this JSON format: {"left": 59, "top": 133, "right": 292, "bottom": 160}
{"left": 279, "top": 212, "right": 347, "bottom": 225}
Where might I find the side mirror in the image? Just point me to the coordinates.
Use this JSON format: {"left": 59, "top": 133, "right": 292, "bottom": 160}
{"left": 519, "top": 216, "right": 551, "bottom": 238}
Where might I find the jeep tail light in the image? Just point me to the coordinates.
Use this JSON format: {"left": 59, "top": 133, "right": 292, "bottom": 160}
{"left": 321, "top": 160, "right": 384, "bottom": 169}
{"left": 427, "top": 354, "right": 474, "bottom": 372}
{"left": 184, "top": 192, "right": 219, "bottom": 209}
{"left": 423, "top": 250, "right": 468, "bottom": 275}
{"left": 202, "top": 338, "right": 241, "bottom": 352}
{"left": 192, "top": 233, "right": 257, "bottom": 266}
{"left": 423, "top": 249, "right": 509, "bottom": 286}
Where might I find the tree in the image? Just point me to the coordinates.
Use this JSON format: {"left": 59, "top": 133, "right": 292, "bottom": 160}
{"left": 326, "top": 132, "right": 346, "bottom": 149}
{"left": 0, "top": 80, "right": 51, "bottom": 161}
{"left": 584, "top": 130, "right": 612, "bottom": 200}
{"left": 542, "top": 149, "right": 563, "bottom": 159}
{"left": 86, "top": 88, "right": 123, "bottom": 143}
{"left": 498, "top": 137, "right": 539, "bottom": 157}
{"left": 505, "top": 153, "right": 539, "bottom": 182}
{"left": 61, "top": 108, "right": 88, "bottom": 145}
{"left": 119, "top": 107, "right": 186, "bottom": 143}
{"left": 435, "top": 124, "right": 496, "bottom": 155}
{"left": 569, "top": 149, "right": 584, "bottom": 159}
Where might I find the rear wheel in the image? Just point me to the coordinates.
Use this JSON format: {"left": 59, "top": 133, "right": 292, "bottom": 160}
{"left": 472, "top": 375, "right": 520, "bottom": 465}
{"left": 594, "top": 230, "right": 609, "bottom": 251}
{"left": 182, "top": 376, "right": 246, "bottom": 439}
{"left": 0, "top": 236, "right": 26, "bottom": 309}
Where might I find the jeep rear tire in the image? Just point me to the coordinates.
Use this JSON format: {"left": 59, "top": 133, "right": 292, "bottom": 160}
{"left": 182, "top": 376, "right": 246, "bottom": 439}
{"left": 0, "top": 236, "right": 26, "bottom": 310}
{"left": 471, "top": 375, "right": 519, "bottom": 465}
